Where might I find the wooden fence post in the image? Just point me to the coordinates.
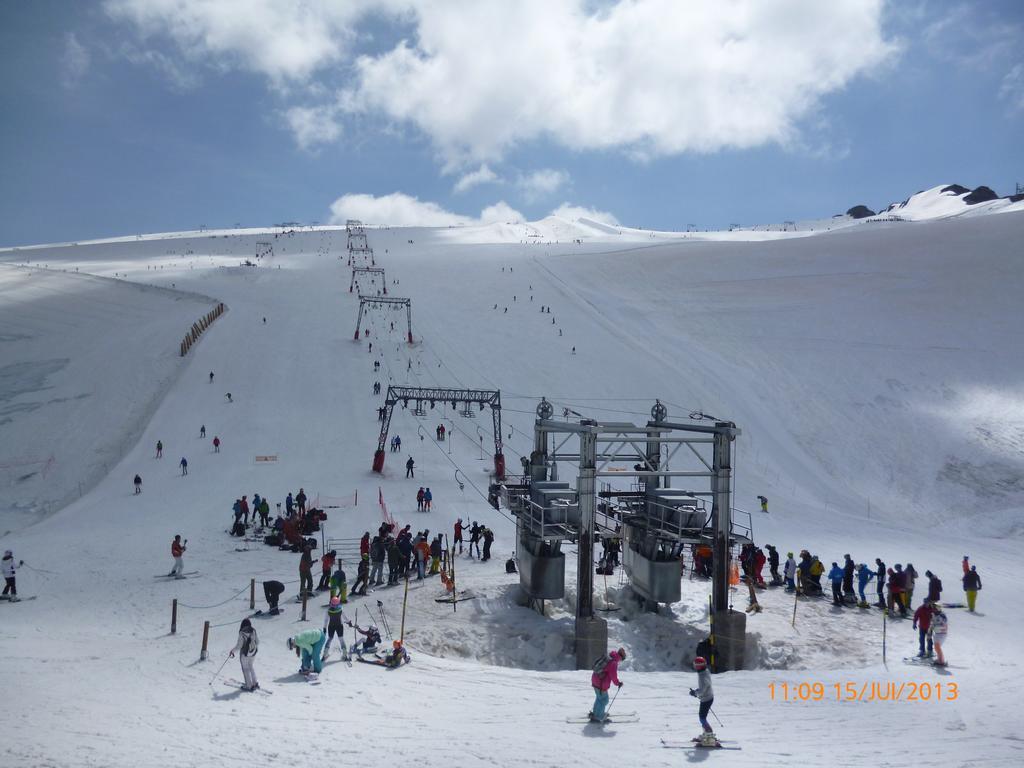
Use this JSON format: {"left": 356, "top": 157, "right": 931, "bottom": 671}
{"left": 200, "top": 620, "right": 210, "bottom": 661}
{"left": 171, "top": 599, "right": 178, "bottom": 634}
{"left": 301, "top": 592, "right": 308, "bottom": 622}
{"left": 250, "top": 579, "right": 255, "bottom": 610}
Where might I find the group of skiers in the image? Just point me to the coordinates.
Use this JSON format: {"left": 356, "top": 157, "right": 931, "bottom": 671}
{"left": 452, "top": 518, "right": 494, "bottom": 560}
{"left": 134, "top": 426, "right": 224, "bottom": 493}
{"left": 415, "top": 486, "right": 433, "bottom": 511}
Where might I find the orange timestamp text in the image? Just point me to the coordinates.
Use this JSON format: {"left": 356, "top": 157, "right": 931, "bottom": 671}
{"left": 768, "top": 681, "right": 958, "bottom": 703}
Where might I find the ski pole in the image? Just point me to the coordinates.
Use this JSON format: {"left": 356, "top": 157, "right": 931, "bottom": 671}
{"left": 605, "top": 685, "right": 622, "bottom": 718}
{"left": 709, "top": 707, "right": 723, "bottom": 727}
{"left": 209, "top": 654, "right": 231, "bottom": 685}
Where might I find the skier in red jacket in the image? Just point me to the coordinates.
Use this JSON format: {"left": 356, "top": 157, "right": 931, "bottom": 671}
{"left": 168, "top": 535, "right": 186, "bottom": 578}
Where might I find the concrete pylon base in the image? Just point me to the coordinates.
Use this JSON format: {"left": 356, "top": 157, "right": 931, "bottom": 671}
{"left": 575, "top": 616, "right": 608, "bottom": 670}
{"left": 712, "top": 609, "right": 746, "bottom": 672}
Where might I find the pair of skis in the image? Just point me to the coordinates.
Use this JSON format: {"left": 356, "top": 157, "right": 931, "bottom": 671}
{"left": 662, "top": 738, "right": 741, "bottom": 751}
{"left": 222, "top": 679, "right": 273, "bottom": 695}
{"left": 566, "top": 710, "right": 638, "bottom": 724}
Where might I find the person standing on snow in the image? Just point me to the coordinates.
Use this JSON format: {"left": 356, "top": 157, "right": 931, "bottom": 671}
{"left": 322, "top": 596, "right": 348, "bottom": 661}
{"left": 589, "top": 647, "right": 626, "bottom": 723}
{"left": 904, "top": 564, "right": 918, "bottom": 610}
{"left": 454, "top": 518, "right": 465, "bottom": 553}
{"left": 212, "top": 436, "right": 220, "bottom": 453}
{"left": 783, "top": 552, "right": 797, "bottom": 592}
{"left": 156, "top": 440, "right": 163, "bottom": 458}
{"left": 766, "top": 545, "right": 781, "bottom": 584}
{"left": 169, "top": 535, "right": 186, "bottom": 578}
{"left": 330, "top": 562, "right": 348, "bottom": 602}
{"left": 912, "top": 600, "right": 934, "bottom": 658}
{"left": 134, "top": 474, "right": 143, "bottom": 494}
{"left": 179, "top": 457, "right": 188, "bottom": 476}
{"left": 285, "top": 492, "right": 294, "bottom": 516}
{"left": 482, "top": 527, "right": 494, "bottom": 562}
{"left": 317, "top": 550, "right": 337, "bottom": 591}
{"left": 468, "top": 522, "right": 482, "bottom": 558}
{"left": 2, "top": 550, "right": 24, "bottom": 600}
{"left": 828, "top": 562, "right": 845, "bottom": 606}
{"left": 299, "top": 542, "right": 314, "bottom": 597}
{"left": 416, "top": 487, "right": 425, "bottom": 511}
{"left": 200, "top": 424, "right": 206, "bottom": 438}
{"left": 689, "top": 656, "right": 716, "bottom": 746}
{"left": 962, "top": 566, "right": 981, "bottom": 612}
{"left": 930, "top": 605, "right": 949, "bottom": 667}
{"left": 370, "top": 535, "right": 386, "bottom": 585}
{"left": 406, "top": 456, "right": 415, "bottom": 478}
{"left": 288, "top": 629, "right": 326, "bottom": 676}
{"left": 229, "top": 618, "right": 259, "bottom": 691}
{"left": 856, "top": 563, "right": 875, "bottom": 607}
{"left": 423, "top": 487, "right": 432, "bottom": 511}
{"left": 925, "top": 570, "right": 942, "bottom": 604}
{"left": 352, "top": 554, "right": 370, "bottom": 595}
{"left": 874, "top": 558, "right": 887, "bottom": 608}
{"left": 296, "top": 488, "right": 307, "bottom": 514}
{"left": 842, "top": 554, "right": 856, "bottom": 602}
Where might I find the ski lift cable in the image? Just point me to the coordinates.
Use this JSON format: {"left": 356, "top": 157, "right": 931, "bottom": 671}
{"left": 410, "top": 409, "right": 516, "bottom": 527}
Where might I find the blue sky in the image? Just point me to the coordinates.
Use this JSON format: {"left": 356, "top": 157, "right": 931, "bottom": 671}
{"left": 1, "top": 0, "right": 1022, "bottom": 245}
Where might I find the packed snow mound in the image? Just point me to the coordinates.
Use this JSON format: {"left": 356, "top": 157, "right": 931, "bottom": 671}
{"left": 877, "top": 183, "right": 1022, "bottom": 221}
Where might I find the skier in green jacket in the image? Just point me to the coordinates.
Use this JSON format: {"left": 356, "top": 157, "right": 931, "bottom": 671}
{"left": 288, "top": 629, "right": 326, "bottom": 675}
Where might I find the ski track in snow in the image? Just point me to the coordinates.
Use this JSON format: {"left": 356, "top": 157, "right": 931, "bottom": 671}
{"left": 1, "top": 214, "right": 1023, "bottom": 766}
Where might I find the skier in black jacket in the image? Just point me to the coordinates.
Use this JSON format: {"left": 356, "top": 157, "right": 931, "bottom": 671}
{"left": 874, "top": 558, "right": 886, "bottom": 608}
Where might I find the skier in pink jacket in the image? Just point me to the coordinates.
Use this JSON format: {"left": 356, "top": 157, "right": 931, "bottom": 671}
{"left": 590, "top": 647, "right": 626, "bottom": 722}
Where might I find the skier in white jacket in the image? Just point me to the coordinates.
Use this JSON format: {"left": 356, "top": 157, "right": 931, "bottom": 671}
{"left": 3, "top": 550, "right": 23, "bottom": 600}
{"left": 689, "top": 656, "right": 716, "bottom": 746}
{"left": 228, "top": 618, "right": 259, "bottom": 691}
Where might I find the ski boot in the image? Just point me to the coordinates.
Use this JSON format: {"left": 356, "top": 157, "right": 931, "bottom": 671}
{"left": 699, "top": 732, "right": 719, "bottom": 747}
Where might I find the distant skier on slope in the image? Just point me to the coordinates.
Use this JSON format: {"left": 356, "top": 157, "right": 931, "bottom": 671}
{"left": 912, "top": 600, "right": 934, "bottom": 658}
{"left": 156, "top": 440, "right": 163, "bottom": 458}
{"left": 689, "top": 656, "right": 716, "bottom": 746}
{"left": 134, "top": 474, "right": 143, "bottom": 494}
{"left": 179, "top": 457, "right": 188, "bottom": 476}
{"left": 406, "top": 456, "right": 415, "bottom": 478}
{"left": 842, "top": 554, "right": 855, "bottom": 602}
{"left": 874, "top": 558, "right": 887, "bottom": 608}
{"left": 229, "top": 618, "right": 260, "bottom": 691}
{"left": 589, "top": 647, "right": 625, "bottom": 723}
{"left": 784, "top": 552, "right": 797, "bottom": 592}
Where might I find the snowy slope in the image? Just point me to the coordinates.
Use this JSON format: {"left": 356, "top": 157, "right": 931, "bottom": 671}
{"left": 1, "top": 212, "right": 1023, "bottom": 767}
{"left": 875, "top": 184, "right": 1024, "bottom": 221}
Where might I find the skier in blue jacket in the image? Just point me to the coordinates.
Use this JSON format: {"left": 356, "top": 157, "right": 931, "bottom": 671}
{"left": 856, "top": 563, "right": 875, "bottom": 607}
{"left": 828, "top": 562, "right": 845, "bottom": 606}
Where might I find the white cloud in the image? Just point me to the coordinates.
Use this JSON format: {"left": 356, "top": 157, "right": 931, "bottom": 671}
{"left": 104, "top": 0, "right": 371, "bottom": 84}
{"left": 550, "top": 204, "right": 620, "bottom": 226}
{"left": 61, "top": 33, "right": 91, "bottom": 88}
{"left": 108, "top": 0, "right": 897, "bottom": 163}
{"left": 517, "top": 169, "right": 569, "bottom": 201}
{"left": 284, "top": 105, "right": 343, "bottom": 150}
{"left": 328, "top": 192, "right": 524, "bottom": 227}
{"left": 119, "top": 43, "right": 200, "bottom": 90}
{"left": 999, "top": 63, "right": 1024, "bottom": 113}
{"left": 453, "top": 164, "right": 499, "bottom": 194}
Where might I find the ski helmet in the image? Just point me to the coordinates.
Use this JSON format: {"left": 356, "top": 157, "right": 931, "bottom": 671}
{"left": 3, "top": 550, "right": 10, "bottom": 558}
{"left": 693, "top": 656, "right": 707, "bottom": 671}
{"left": 330, "top": 596, "right": 340, "bottom": 608}
{"left": 617, "top": 647, "right": 627, "bottom": 660}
